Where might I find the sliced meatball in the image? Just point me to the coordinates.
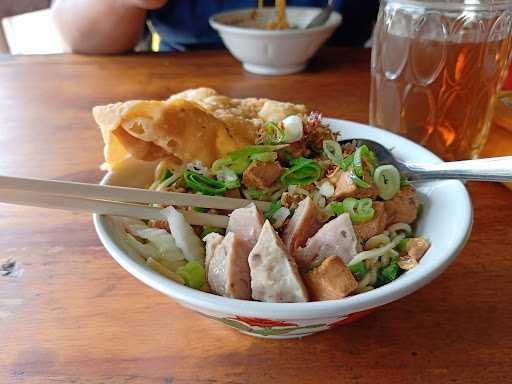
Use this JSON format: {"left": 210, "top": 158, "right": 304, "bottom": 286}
{"left": 384, "top": 186, "right": 418, "bottom": 226}
{"left": 248, "top": 221, "right": 308, "bottom": 303}
{"left": 353, "top": 201, "right": 387, "bottom": 242}
{"left": 203, "top": 232, "right": 224, "bottom": 276}
{"left": 207, "top": 232, "right": 251, "bottom": 300}
{"left": 295, "top": 213, "right": 359, "bottom": 270}
{"left": 282, "top": 196, "right": 322, "bottom": 255}
{"left": 226, "top": 203, "right": 264, "bottom": 251}
{"left": 242, "top": 160, "right": 283, "bottom": 189}
{"left": 334, "top": 171, "right": 379, "bottom": 200}
{"left": 304, "top": 256, "right": 358, "bottom": 301}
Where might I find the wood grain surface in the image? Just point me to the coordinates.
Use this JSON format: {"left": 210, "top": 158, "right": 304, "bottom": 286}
{"left": 1, "top": 49, "right": 511, "bottom": 384}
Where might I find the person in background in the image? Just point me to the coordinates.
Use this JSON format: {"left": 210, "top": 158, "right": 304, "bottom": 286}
{"left": 52, "top": 0, "right": 378, "bottom": 54}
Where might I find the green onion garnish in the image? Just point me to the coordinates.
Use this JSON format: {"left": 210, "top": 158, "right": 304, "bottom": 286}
{"left": 280, "top": 157, "right": 321, "bottom": 185}
{"left": 349, "top": 261, "right": 368, "bottom": 281}
{"left": 329, "top": 202, "right": 345, "bottom": 216}
{"left": 332, "top": 197, "right": 375, "bottom": 223}
{"left": 376, "top": 259, "right": 399, "bottom": 287}
{"left": 251, "top": 151, "right": 277, "bottom": 162}
{"left": 159, "top": 168, "right": 173, "bottom": 183}
{"left": 263, "top": 121, "right": 285, "bottom": 144}
{"left": 350, "top": 171, "right": 370, "bottom": 188}
{"left": 193, "top": 207, "right": 208, "bottom": 213}
{"left": 264, "top": 200, "right": 282, "bottom": 220}
{"left": 176, "top": 261, "right": 206, "bottom": 289}
{"left": 373, "top": 164, "right": 400, "bottom": 200}
{"left": 353, "top": 145, "right": 370, "bottom": 177}
{"left": 323, "top": 140, "right": 343, "bottom": 167}
{"left": 397, "top": 238, "right": 410, "bottom": 252}
{"left": 212, "top": 144, "right": 287, "bottom": 175}
{"left": 342, "top": 152, "right": 355, "bottom": 170}
{"left": 183, "top": 170, "right": 226, "bottom": 195}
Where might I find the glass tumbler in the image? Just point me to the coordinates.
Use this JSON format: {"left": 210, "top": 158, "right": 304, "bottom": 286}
{"left": 370, "top": 0, "right": 512, "bottom": 160}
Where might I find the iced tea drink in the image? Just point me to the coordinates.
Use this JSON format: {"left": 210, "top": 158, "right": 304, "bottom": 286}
{"left": 370, "top": 0, "right": 512, "bottom": 160}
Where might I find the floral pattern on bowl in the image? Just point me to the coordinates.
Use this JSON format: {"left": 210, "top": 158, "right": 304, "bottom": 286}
{"left": 203, "top": 308, "right": 378, "bottom": 338}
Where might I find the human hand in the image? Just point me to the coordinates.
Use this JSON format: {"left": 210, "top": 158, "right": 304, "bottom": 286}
{"left": 127, "top": 0, "right": 168, "bottom": 10}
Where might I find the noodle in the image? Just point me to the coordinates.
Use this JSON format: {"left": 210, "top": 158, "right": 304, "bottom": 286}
{"left": 258, "top": 0, "right": 289, "bottom": 30}
{"left": 365, "top": 233, "right": 391, "bottom": 250}
{"left": 349, "top": 233, "right": 405, "bottom": 266}
{"left": 275, "top": 0, "right": 288, "bottom": 29}
{"left": 388, "top": 223, "right": 412, "bottom": 239}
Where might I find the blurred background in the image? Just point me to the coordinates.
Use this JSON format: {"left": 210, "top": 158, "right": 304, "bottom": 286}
{"left": 0, "top": 0, "right": 69, "bottom": 55}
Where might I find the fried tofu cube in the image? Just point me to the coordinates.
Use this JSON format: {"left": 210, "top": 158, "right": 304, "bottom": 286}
{"left": 304, "top": 256, "right": 357, "bottom": 301}
{"left": 353, "top": 201, "right": 387, "bottom": 241}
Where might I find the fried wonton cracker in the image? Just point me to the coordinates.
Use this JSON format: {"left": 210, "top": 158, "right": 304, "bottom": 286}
{"left": 93, "top": 88, "right": 306, "bottom": 170}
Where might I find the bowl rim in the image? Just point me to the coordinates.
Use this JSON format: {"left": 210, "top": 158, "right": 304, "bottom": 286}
{"left": 209, "top": 6, "right": 342, "bottom": 37}
{"left": 93, "top": 119, "right": 473, "bottom": 320}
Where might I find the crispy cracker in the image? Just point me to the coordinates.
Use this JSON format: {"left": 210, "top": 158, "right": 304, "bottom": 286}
{"left": 94, "top": 88, "right": 306, "bottom": 170}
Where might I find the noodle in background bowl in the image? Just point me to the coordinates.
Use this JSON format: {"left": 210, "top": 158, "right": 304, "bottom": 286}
{"left": 93, "top": 119, "right": 473, "bottom": 339}
{"left": 209, "top": 7, "right": 342, "bottom": 75}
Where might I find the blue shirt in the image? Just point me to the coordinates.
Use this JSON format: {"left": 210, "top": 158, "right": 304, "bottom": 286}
{"left": 148, "top": 0, "right": 378, "bottom": 51}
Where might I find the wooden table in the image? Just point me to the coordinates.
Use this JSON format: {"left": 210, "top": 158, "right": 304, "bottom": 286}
{"left": 1, "top": 49, "right": 511, "bottom": 384}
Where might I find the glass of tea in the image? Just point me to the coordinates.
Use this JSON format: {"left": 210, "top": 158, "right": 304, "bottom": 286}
{"left": 370, "top": 0, "right": 512, "bottom": 160}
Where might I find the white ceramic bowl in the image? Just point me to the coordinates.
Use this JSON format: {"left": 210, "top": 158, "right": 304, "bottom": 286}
{"left": 209, "top": 7, "right": 342, "bottom": 75}
{"left": 94, "top": 119, "right": 472, "bottom": 339}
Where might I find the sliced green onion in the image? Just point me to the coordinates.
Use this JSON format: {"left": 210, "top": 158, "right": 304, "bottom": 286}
{"left": 349, "top": 261, "right": 368, "bottom": 281}
{"left": 159, "top": 168, "right": 173, "bottom": 183}
{"left": 397, "top": 238, "right": 410, "bottom": 252}
{"left": 281, "top": 115, "right": 304, "bottom": 143}
{"left": 230, "top": 144, "right": 288, "bottom": 160}
{"left": 350, "top": 171, "right": 370, "bottom": 188}
{"left": 341, "top": 197, "right": 375, "bottom": 224}
{"left": 211, "top": 158, "right": 230, "bottom": 174}
{"left": 353, "top": 145, "right": 370, "bottom": 177}
{"left": 193, "top": 207, "right": 208, "bottom": 213}
{"left": 329, "top": 202, "right": 345, "bottom": 216}
{"left": 176, "top": 261, "right": 206, "bottom": 289}
{"left": 374, "top": 164, "right": 400, "bottom": 200}
{"left": 183, "top": 170, "right": 226, "bottom": 195}
{"left": 263, "top": 121, "right": 285, "bottom": 144}
{"left": 264, "top": 200, "right": 282, "bottom": 220}
{"left": 280, "top": 157, "right": 321, "bottom": 185}
{"left": 212, "top": 157, "right": 249, "bottom": 175}
{"left": 251, "top": 151, "right": 277, "bottom": 162}
{"left": 342, "top": 197, "right": 358, "bottom": 216}
{"left": 213, "top": 145, "right": 287, "bottom": 175}
{"left": 323, "top": 140, "right": 343, "bottom": 167}
{"left": 376, "top": 260, "right": 399, "bottom": 287}
{"left": 342, "top": 153, "right": 355, "bottom": 170}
